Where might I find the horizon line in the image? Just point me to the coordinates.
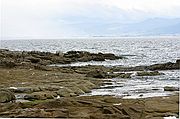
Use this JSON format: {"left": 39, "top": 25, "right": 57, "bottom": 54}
{"left": 2, "top": 35, "right": 180, "bottom": 40}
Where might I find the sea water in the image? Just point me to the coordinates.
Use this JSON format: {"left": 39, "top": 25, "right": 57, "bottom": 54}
{"left": 1, "top": 37, "right": 180, "bottom": 67}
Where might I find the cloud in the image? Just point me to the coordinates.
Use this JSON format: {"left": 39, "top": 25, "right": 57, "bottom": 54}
{"left": 101, "top": 0, "right": 180, "bottom": 16}
{"left": 1, "top": 0, "right": 180, "bottom": 39}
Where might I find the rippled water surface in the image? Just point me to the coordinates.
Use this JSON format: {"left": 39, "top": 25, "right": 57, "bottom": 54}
{"left": 1, "top": 37, "right": 180, "bottom": 67}
{"left": 86, "top": 70, "right": 180, "bottom": 98}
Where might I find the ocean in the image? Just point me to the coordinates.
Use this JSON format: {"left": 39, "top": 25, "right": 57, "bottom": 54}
{"left": 1, "top": 37, "right": 180, "bottom": 67}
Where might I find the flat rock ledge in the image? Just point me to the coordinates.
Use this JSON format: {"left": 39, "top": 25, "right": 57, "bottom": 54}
{"left": 0, "top": 95, "right": 178, "bottom": 119}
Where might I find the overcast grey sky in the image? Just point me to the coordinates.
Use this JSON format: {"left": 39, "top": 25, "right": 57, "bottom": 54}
{"left": 1, "top": 0, "right": 180, "bottom": 39}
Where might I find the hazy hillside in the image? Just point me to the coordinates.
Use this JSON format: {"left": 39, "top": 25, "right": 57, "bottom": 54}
{"left": 148, "top": 22, "right": 180, "bottom": 35}
{"left": 70, "top": 18, "right": 180, "bottom": 36}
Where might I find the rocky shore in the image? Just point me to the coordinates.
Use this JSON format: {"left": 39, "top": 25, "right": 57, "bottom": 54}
{"left": 0, "top": 49, "right": 179, "bottom": 118}
{"left": 0, "top": 49, "right": 123, "bottom": 67}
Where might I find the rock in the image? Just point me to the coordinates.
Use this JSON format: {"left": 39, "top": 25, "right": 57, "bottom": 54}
{"left": 85, "top": 69, "right": 132, "bottom": 79}
{"left": 103, "top": 53, "right": 123, "bottom": 60}
{"left": 51, "top": 57, "right": 70, "bottom": 64}
{"left": 164, "top": 86, "right": 179, "bottom": 91}
{"left": 136, "top": 71, "right": 164, "bottom": 76}
{"left": 28, "top": 51, "right": 53, "bottom": 56}
{"left": 63, "top": 51, "right": 84, "bottom": 58}
{"left": 50, "top": 109, "right": 69, "bottom": 118}
{"left": 91, "top": 53, "right": 105, "bottom": 61}
{"left": 102, "top": 107, "right": 114, "bottom": 114}
{"left": 86, "top": 70, "right": 106, "bottom": 78}
{"left": 148, "top": 59, "right": 180, "bottom": 70}
{"left": 9, "top": 87, "right": 40, "bottom": 93}
{"left": 38, "top": 86, "right": 60, "bottom": 91}
{"left": 33, "top": 65, "right": 52, "bottom": 71}
{"left": 118, "top": 73, "right": 132, "bottom": 78}
{"left": 68, "top": 86, "right": 85, "bottom": 95}
{"left": 0, "top": 89, "right": 16, "bottom": 103}
{"left": 77, "top": 85, "right": 91, "bottom": 93}
{"left": 14, "top": 87, "right": 32, "bottom": 93}
{"left": 55, "top": 87, "right": 76, "bottom": 97}
{"left": 64, "top": 51, "right": 123, "bottom": 62}
{"left": 0, "top": 60, "right": 16, "bottom": 68}
{"left": 0, "top": 50, "right": 124, "bottom": 69}
{"left": 24, "top": 92, "right": 55, "bottom": 100}
{"left": 62, "top": 58, "right": 72, "bottom": 64}
{"left": 176, "top": 59, "right": 180, "bottom": 67}
{"left": 26, "top": 57, "right": 41, "bottom": 63}
{"left": 101, "top": 85, "right": 123, "bottom": 89}
{"left": 0, "top": 94, "right": 178, "bottom": 118}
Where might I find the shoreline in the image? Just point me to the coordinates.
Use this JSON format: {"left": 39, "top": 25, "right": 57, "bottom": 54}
{"left": 0, "top": 49, "right": 179, "bottom": 118}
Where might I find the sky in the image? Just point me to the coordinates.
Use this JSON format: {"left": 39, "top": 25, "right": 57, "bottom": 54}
{"left": 1, "top": 0, "right": 180, "bottom": 39}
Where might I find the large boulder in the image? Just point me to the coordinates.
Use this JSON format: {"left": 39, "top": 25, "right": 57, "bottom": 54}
{"left": 0, "top": 89, "right": 16, "bottom": 103}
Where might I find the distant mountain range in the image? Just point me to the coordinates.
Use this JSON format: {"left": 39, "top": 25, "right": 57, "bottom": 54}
{"left": 122, "top": 18, "right": 180, "bottom": 35}
{"left": 71, "top": 18, "right": 180, "bottom": 36}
